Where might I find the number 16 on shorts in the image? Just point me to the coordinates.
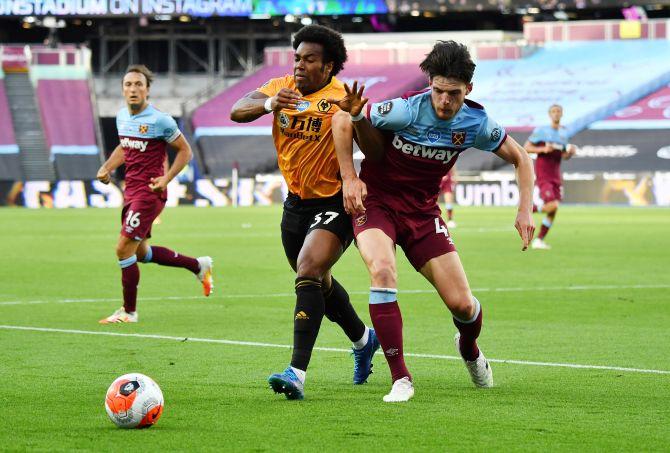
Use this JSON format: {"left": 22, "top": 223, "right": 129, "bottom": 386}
{"left": 126, "top": 210, "right": 141, "bottom": 228}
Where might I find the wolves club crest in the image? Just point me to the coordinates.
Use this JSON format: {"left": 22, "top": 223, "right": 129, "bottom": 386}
{"left": 278, "top": 112, "right": 290, "bottom": 128}
{"left": 451, "top": 131, "right": 466, "bottom": 146}
{"left": 139, "top": 124, "right": 149, "bottom": 134}
{"left": 317, "top": 99, "right": 332, "bottom": 113}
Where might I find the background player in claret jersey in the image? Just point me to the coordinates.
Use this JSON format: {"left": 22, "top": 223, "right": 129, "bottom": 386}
{"left": 440, "top": 167, "right": 458, "bottom": 228}
{"left": 230, "top": 25, "right": 378, "bottom": 400}
{"left": 97, "top": 65, "right": 213, "bottom": 324}
{"left": 524, "top": 104, "right": 577, "bottom": 250}
{"left": 330, "top": 41, "right": 535, "bottom": 402}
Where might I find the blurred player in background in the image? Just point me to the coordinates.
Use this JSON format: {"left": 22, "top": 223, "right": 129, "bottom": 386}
{"left": 230, "top": 25, "right": 378, "bottom": 400}
{"left": 440, "top": 166, "right": 457, "bottom": 228}
{"left": 331, "top": 41, "right": 535, "bottom": 402}
{"left": 524, "top": 104, "right": 577, "bottom": 250}
{"left": 97, "top": 65, "right": 213, "bottom": 324}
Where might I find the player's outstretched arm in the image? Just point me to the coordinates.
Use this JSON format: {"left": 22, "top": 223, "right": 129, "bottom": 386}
{"left": 332, "top": 110, "right": 367, "bottom": 216}
{"left": 496, "top": 137, "right": 535, "bottom": 251}
{"left": 524, "top": 140, "right": 552, "bottom": 154}
{"left": 562, "top": 143, "right": 577, "bottom": 160}
{"left": 97, "top": 144, "right": 124, "bottom": 184}
{"left": 149, "top": 134, "right": 192, "bottom": 193}
{"left": 328, "top": 81, "right": 385, "bottom": 161}
{"left": 230, "top": 89, "right": 302, "bottom": 123}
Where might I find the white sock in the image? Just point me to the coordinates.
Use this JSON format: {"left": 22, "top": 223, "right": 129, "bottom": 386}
{"left": 353, "top": 326, "right": 370, "bottom": 350}
{"left": 290, "top": 366, "right": 306, "bottom": 384}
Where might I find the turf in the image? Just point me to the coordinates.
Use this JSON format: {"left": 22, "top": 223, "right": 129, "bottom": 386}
{"left": 1, "top": 205, "right": 668, "bottom": 451}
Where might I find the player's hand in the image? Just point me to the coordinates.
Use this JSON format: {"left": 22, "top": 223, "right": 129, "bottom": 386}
{"left": 564, "top": 144, "right": 577, "bottom": 159}
{"left": 149, "top": 175, "right": 169, "bottom": 193}
{"left": 271, "top": 88, "right": 303, "bottom": 111}
{"left": 543, "top": 143, "right": 554, "bottom": 153}
{"left": 327, "top": 81, "right": 368, "bottom": 116}
{"left": 342, "top": 176, "right": 367, "bottom": 216}
{"left": 97, "top": 165, "right": 111, "bottom": 184}
{"left": 515, "top": 208, "right": 535, "bottom": 251}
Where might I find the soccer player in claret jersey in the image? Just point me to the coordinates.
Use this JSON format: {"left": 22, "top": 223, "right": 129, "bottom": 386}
{"left": 97, "top": 65, "right": 213, "bottom": 324}
{"left": 230, "top": 25, "right": 378, "bottom": 400}
{"left": 524, "top": 104, "right": 577, "bottom": 250}
{"left": 330, "top": 41, "right": 535, "bottom": 402}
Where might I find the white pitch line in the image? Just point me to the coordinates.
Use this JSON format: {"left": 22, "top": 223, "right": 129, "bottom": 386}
{"left": 1, "top": 283, "right": 669, "bottom": 307}
{"left": 1, "top": 324, "right": 668, "bottom": 376}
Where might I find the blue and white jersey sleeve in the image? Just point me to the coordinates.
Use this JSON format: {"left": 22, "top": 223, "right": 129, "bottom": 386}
{"left": 368, "top": 97, "right": 413, "bottom": 132}
{"left": 473, "top": 115, "right": 506, "bottom": 152}
{"left": 156, "top": 113, "right": 181, "bottom": 143}
{"left": 528, "top": 126, "right": 547, "bottom": 144}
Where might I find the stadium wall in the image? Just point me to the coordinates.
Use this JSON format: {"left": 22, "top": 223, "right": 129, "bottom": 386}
{"left": 2, "top": 171, "right": 669, "bottom": 208}
{"left": 524, "top": 18, "right": 670, "bottom": 42}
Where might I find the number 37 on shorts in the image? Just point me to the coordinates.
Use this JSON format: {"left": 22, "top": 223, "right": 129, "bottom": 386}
{"left": 309, "top": 211, "right": 340, "bottom": 228}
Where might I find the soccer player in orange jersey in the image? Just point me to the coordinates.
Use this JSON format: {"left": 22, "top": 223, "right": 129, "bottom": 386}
{"left": 97, "top": 65, "right": 213, "bottom": 324}
{"left": 230, "top": 25, "right": 378, "bottom": 400}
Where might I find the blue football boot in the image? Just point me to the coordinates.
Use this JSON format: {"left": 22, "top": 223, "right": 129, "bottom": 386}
{"left": 268, "top": 367, "right": 305, "bottom": 400}
{"left": 352, "top": 329, "right": 380, "bottom": 384}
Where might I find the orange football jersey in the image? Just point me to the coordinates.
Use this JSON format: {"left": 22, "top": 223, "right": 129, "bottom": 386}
{"left": 259, "top": 75, "right": 344, "bottom": 199}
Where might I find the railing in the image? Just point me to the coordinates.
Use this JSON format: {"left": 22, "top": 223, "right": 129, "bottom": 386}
{"left": 180, "top": 70, "right": 259, "bottom": 176}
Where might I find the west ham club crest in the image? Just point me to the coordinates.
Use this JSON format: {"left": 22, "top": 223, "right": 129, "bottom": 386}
{"left": 139, "top": 124, "right": 149, "bottom": 134}
{"left": 451, "top": 131, "right": 466, "bottom": 146}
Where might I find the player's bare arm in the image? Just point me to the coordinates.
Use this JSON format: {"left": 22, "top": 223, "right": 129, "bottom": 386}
{"left": 496, "top": 137, "right": 536, "bottom": 251}
{"left": 97, "top": 144, "right": 125, "bottom": 184}
{"left": 230, "top": 89, "right": 303, "bottom": 123}
{"left": 563, "top": 143, "right": 577, "bottom": 160}
{"left": 523, "top": 140, "right": 552, "bottom": 154}
{"left": 328, "top": 81, "right": 385, "bottom": 161}
{"left": 332, "top": 110, "right": 367, "bottom": 216}
{"left": 149, "top": 134, "right": 192, "bottom": 193}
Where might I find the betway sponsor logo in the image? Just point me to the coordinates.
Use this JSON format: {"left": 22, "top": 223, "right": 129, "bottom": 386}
{"left": 392, "top": 134, "right": 458, "bottom": 164}
{"left": 120, "top": 137, "right": 148, "bottom": 152}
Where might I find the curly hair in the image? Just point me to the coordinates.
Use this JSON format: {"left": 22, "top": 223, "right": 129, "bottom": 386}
{"left": 292, "top": 25, "right": 347, "bottom": 76}
{"left": 419, "top": 41, "right": 476, "bottom": 84}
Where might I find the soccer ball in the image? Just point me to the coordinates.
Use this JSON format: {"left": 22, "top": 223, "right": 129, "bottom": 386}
{"left": 105, "top": 373, "right": 164, "bottom": 429}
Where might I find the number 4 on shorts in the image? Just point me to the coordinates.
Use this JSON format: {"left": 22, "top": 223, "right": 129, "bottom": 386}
{"left": 434, "top": 218, "right": 449, "bottom": 237}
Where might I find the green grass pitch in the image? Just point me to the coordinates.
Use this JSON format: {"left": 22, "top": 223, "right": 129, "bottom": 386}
{"left": 1, "top": 205, "right": 668, "bottom": 451}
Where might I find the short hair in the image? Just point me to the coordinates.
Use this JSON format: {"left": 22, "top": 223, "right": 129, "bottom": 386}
{"left": 419, "top": 40, "right": 476, "bottom": 84}
{"left": 292, "top": 25, "right": 347, "bottom": 76}
{"left": 124, "top": 64, "right": 154, "bottom": 88}
{"left": 549, "top": 104, "right": 563, "bottom": 111}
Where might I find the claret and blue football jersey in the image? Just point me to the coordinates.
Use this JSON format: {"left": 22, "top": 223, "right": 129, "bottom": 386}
{"left": 361, "top": 90, "right": 507, "bottom": 213}
{"left": 528, "top": 124, "right": 572, "bottom": 184}
{"left": 116, "top": 104, "right": 181, "bottom": 201}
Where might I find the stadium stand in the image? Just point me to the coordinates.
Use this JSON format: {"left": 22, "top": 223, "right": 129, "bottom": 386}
{"left": 34, "top": 69, "right": 101, "bottom": 180}
{"left": 0, "top": 67, "right": 22, "bottom": 180}
{"left": 193, "top": 62, "right": 427, "bottom": 177}
{"left": 0, "top": 45, "right": 102, "bottom": 181}
{"left": 472, "top": 40, "right": 670, "bottom": 136}
{"left": 590, "top": 84, "right": 670, "bottom": 130}
{"left": 551, "top": 83, "right": 670, "bottom": 173}
{"left": 2, "top": 45, "right": 55, "bottom": 181}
